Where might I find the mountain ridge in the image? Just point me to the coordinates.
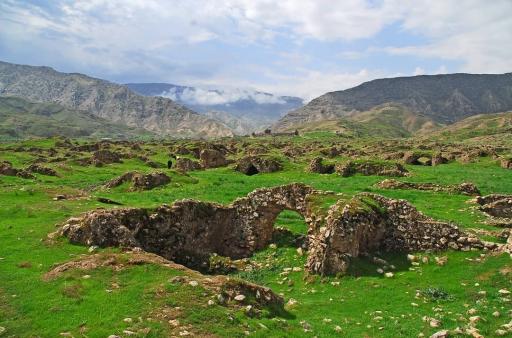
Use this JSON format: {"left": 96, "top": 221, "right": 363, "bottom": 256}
{"left": 273, "top": 72, "right": 512, "bottom": 132}
{"left": 0, "top": 61, "right": 234, "bottom": 138}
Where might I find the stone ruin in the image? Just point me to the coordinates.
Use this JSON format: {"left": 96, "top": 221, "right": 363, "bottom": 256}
{"left": 0, "top": 161, "right": 57, "bottom": 179}
{"left": 307, "top": 157, "right": 335, "bottom": 174}
{"left": 475, "top": 194, "right": 512, "bottom": 227}
{"left": 56, "top": 183, "right": 493, "bottom": 276}
{"left": 104, "top": 171, "right": 171, "bottom": 191}
{"left": 335, "top": 160, "right": 409, "bottom": 177}
{"left": 235, "top": 156, "right": 283, "bottom": 176}
{"left": 376, "top": 179, "right": 480, "bottom": 196}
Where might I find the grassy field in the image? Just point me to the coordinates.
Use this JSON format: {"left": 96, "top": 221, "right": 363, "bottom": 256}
{"left": 0, "top": 136, "right": 511, "bottom": 337}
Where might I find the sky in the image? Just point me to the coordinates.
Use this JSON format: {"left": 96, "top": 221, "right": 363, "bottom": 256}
{"left": 0, "top": 0, "right": 511, "bottom": 101}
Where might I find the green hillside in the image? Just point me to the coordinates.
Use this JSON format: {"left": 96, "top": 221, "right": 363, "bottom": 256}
{"left": 0, "top": 96, "right": 154, "bottom": 140}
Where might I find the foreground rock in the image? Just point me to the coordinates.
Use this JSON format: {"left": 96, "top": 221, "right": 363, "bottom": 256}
{"left": 335, "top": 160, "right": 409, "bottom": 177}
{"left": 56, "top": 183, "right": 489, "bottom": 275}
{"left": 235, "top": 156, "right": 283, "bottom": 176}
{"left": 377, "top": 179, "right": 480, "bottom": 196}
{"left": 104, "top": 171, "right": 171, "bottom": 191}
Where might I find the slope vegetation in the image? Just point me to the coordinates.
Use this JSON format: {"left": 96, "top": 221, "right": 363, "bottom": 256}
{"left": 0, "top": 96, "right": 153, "bottom": 140}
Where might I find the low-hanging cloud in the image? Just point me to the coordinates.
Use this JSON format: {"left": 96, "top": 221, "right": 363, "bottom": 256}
{"left": 161, "top": 87, "right": 287, "bottom": 106}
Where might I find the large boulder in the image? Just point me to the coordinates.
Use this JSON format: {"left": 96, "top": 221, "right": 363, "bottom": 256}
{"left": 235, "top": 156, "right": 283, "bottom": 175}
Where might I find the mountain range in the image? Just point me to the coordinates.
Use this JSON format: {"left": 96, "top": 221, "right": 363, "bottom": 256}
{"left": 274, "top": 73, "right": 512, "bottom": 134}
{"left": 1, "top": 60, "right": 512, "bottom": 140}
{"left": 0, "top": 61, "right": 233, "bottom": 138}
{"left": 125, "top": 83, "right": 303, "bottom": 134}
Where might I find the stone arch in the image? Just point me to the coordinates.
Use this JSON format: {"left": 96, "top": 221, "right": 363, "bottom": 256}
{"left": 57, "top": 185, "right": 489, "bottom": 275}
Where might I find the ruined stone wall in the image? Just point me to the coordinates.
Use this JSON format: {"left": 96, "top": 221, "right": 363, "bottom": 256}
{"left": 58, "top": 184, "right": 489, "bottom": 275}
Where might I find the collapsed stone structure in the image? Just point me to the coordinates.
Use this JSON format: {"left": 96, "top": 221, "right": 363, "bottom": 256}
{"left": 25, "top": 164, "right": 58, "bottom": 177}
{"left": 377, "top": 179, "right": 480, "bottom": 196}
{"left": 90, "top": 150, "right": 122, "bottom": 167}
{"left": 501, "top": 157, "right": 512, "bottom": 169}
{"left": 475, "top": 194, "right": 512, "bottom": 227}
{"left": 104, "top": 171, "right": 171, "bottom": 191}
{"left": 57, "top": 183, "right": 490, "bottom": 276}
{"left": 0, "top": 161, "right": 35, "bottom": 179}
{"left": 335, "top": 160, "right": 409, "bottom": 177}
{"left": 307, "top": 157, "right": 335, "bottom": 174}
{"left": 199, "top": 149, "right": 231, "bottom": 168}
{"left": 175, "top": 158, "right": 202, "bottom": 172}
{"left": 235, "top": 156, "right": 283, "bottom": 176}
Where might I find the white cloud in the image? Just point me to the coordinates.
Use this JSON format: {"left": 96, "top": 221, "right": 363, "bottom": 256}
{"left": 161, "top": 87, "right": 287, "bottom": 105}
{"left": 0, "top": 0, "right": 511, "bottom": 100}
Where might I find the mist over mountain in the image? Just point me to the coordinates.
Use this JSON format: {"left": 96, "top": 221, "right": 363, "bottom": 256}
{"left": 274, "top": 73, "right": 512, "bottom": 133}
{"left": 126, "top": 83, "right": 304, "bottom": 134}
{"left": 0, "top": 61, "right": 234, "bottom": 138}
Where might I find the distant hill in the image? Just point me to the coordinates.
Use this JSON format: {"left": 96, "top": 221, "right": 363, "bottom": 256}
{"left": 274, "top": 73, "right": 512, "bottom": 133}
{"left": 426, "top": 111, "right": 512, "bottom": 142}
{"left": 126, "top": 83, "right": 303, "bottom": 134}
{"left": 291, "top": 104, "right": 441, "bottom": 138}
{"left": 0, "top": 61, "right": 234, "bottom": 138}
{"left": 0, "top": 96, "right": 154, "bottom": 140}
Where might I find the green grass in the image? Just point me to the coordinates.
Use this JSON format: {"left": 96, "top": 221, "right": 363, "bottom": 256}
{"left": 0, "top": 136, "right": 511, "bottom": 337}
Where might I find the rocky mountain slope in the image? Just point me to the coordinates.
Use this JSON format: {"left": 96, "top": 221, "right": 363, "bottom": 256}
{"left": 0, "top": 96, "right": 154, "bottom": 140}
{"left": 126, "top": 83, "right": 303, "bottom": 134}
{"left": 274, "top": 73, "right": 512, "bottom": 132}
{"left": 0, "top": 61, "right": 234, "bottom": 138}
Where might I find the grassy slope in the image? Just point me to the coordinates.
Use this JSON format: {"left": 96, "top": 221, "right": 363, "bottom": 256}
{"left": 0, "top": 96, "right": 154, "bottom": 140}
{"left": 426, "top": 111, "right": 512, "bottom": 142}
{"left": 292, "top": 105, "right": 441, "bottom": 138}
{"left": 0, "top": 138, "right": 511, "bottom": 337}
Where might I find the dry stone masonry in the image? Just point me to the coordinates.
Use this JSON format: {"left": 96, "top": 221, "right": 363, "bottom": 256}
{"left": 376, "top": 179, "right": 480, "bottom": 196}
{"left": 57, "top": 183, "right": 490, "bottom": 275}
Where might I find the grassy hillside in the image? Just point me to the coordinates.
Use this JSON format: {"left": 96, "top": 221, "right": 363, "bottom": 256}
{"left": 290, "top": 104, "right": 441, "bottom": 138}
{"left": 0, "top": 136, "right": 511, "bottom": 337}
{"left": 0, "top": 96, "right": 154, "bottom": 140}
{"left": 428, "top": 111, "right": 512, "bottom": 142}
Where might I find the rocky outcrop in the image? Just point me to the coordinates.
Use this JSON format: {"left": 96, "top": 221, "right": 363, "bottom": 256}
{"left": 104, "top": 171, "right": 171, "bottom": 191}
{"left": 307, "top": 157, "right": 335, "bottom": 174}
{"left": 175, "top": 158, "right": 202, "bottom": 172}
{"left": 235, "top": 156, "right": 283, "bottom": 176}
{"left": 56, "top": 184, "right": 488, "bottom": 276}
{"left": 335, "top": 160, "right": 409, "bottom": 177}
{"left": 377, "top": 179, "right": 480, "bottom": 196}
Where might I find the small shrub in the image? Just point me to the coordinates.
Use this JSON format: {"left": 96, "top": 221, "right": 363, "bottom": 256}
{"left": 420, "top": 287, "right": 454, "bottom": 301}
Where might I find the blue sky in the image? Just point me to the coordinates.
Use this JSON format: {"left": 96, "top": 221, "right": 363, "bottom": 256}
{"left": 0, "top": 0, "right": 511, "bottom": 100}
